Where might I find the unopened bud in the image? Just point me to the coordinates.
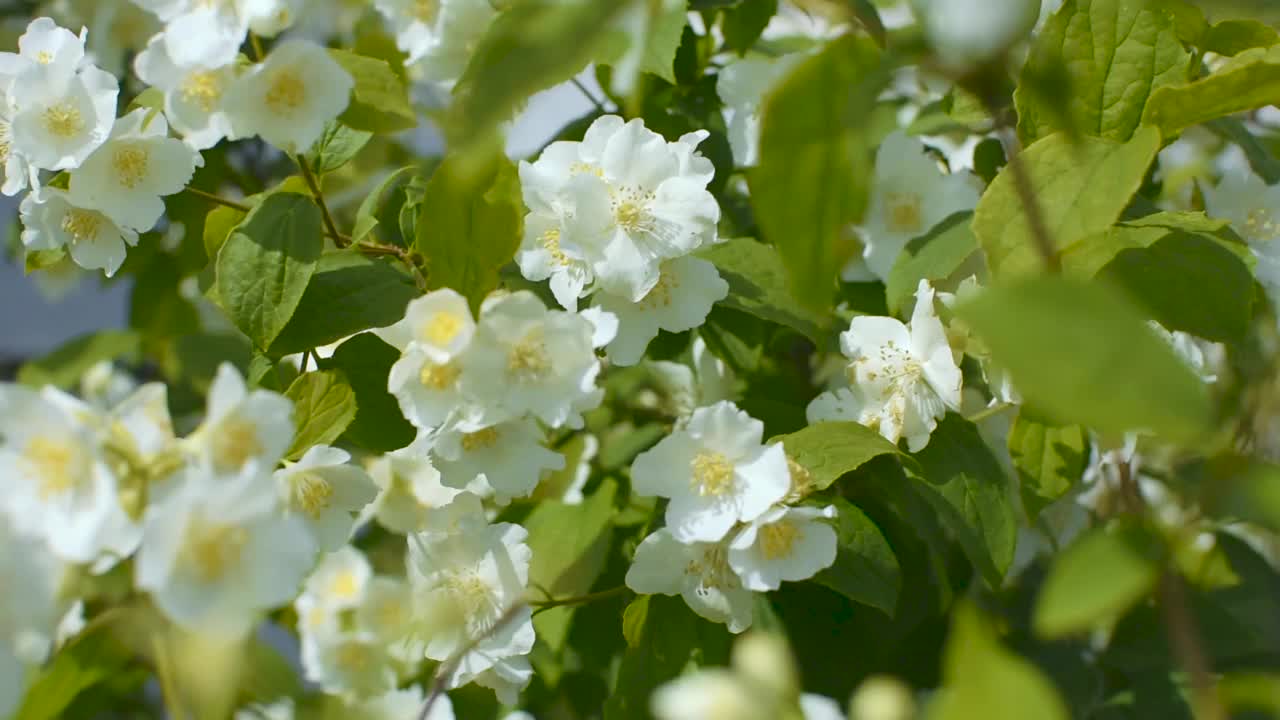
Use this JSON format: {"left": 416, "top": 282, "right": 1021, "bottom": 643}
{"left": 850, "top": 675, "right": 915, "bottom": 720}
{"left": 732, "top": 632, "right": 798, "bottom": 702}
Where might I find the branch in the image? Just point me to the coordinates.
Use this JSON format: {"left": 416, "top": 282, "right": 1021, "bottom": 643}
{"left": 530, "top": 585, "right": 629, "bottom": 615}
{"left": 297, "top": 155, "right": 347, "bottom": 248}
{"left": 418, "top": 603, "right": 528, "bottom": 720}
{"left": 1158, "top": 571, "right": 1227, "bottom": 720}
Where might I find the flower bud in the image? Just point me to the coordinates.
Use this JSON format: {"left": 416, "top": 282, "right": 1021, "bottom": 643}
{"left": 850, "top": 675, "right": 916, "bottom": 720}
{"left": 732, "top": 632, "right": 799, "bottom": 702}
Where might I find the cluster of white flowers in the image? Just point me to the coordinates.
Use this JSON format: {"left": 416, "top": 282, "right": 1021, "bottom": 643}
{"left": 518, "top": 114, "right": 729, "bottom": 366}
{"left": 372, "top": 0, "right": 497, "bottom": 88}
{"left": 625, "top": 401, "right": 838, "bottom": 633}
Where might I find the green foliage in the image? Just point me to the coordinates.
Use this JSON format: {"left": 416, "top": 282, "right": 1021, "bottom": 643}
{"left": 958, "top": 276, "right": 1212, "bottom": 443}
{"left": 751, "top": 35, "right": 884, "bottom": 311}
{"left": 1144, "top": 45, "right": 1280, "bottom": 137}
{"left": 414, "top": 148, "right": 523, "bottom": 310}
{"left": 328, "top": 49, "right": 417, "bottom": 133}
{"left": 352, "top": 165, "right": 420, "bottom": 246}
{"left": 317, "top": 333, "right": 415, "bottom": 452}
{"left": 885, "top": 212, "right": 978, "bottom": 315}
{"left": 812, "top": 497, "right": 901, "bottom": 615}
{"left": 1009, "top": 415, "right": 1088, "bottom": 520}
{"left": 1017, "top": 0, "right": 1190, "bottom": 142}
{"left": 215, "top": 193, "right": 324, "bottom": 351}
{"left": 698, "top": 238, "right": 830, "bottom": 344}
{"left": 14, "top": 618, "right": 134, "bottom": 720}
{"left": 975, "top": 128, "right": 1162, "bottom": 276}
{"left": 774, "top": 420, "right": 903, "bottom": 492}
{"left": 284, "top": 370, "right": 357, "bottom": 459}
{"left": 306, "top": 121, "right": 374, "bottom": 175}
{"left": 1035, "top": 524, "right": 1161, "bottom": 638}
{"left": 604, "top": 595, "right": 706, "bottom": 720}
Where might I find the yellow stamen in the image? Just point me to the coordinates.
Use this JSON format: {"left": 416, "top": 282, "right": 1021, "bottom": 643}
{"left": 461, "top": 427, "right": 500, "bottom": 452}
{"left": 264, "top": 69, "right": 306, "bottom": 114}
{"left": 294, "top": 471, "right": 333, "bottom": 518}
{"left": 112, "top": 145, "right": 149, "bottom": 189}
{"left": 690, "top": 451, "right": 734, "bottom": 496}
{"left": 185, "top": 521, "right": 249, "bottom": 582}
{"left": 759, "top": 520, "right": 800, "bottom": 560}
{"left": 24, "top": 436, "right": 79, "bottom": 499}
{"left": 421, "top": 311, "right": 464, "bottom": 346}
{"left": 61, "top": 209, "right": 102, "bottom": 244}
{"left": 43, "top": 102, "right": 84, "bottom": 139}
{"left": 180, "top": 71, "right": 223, "bottom": 113}
{"left": 419, "top": 361, "right": 460, "bottom": 390}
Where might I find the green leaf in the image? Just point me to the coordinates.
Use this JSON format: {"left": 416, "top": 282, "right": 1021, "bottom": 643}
{"left": 269, "top": 251, "right": 419, "bottom": 356}
{"left": 750, "top": 35, "right": 885, "bottom": 311}
{"left": 722, "top": 0, "right": 776, "bottom": 53}
{"left": 909, "top": 414, "right": 1017, "bottom": 587}
{"left": 317, "top": 333, "right": 415, "bottom": 453}
{"left": 328, "top": 49, "right": 417, "bottom": 133}
{"left": 239, "top": 636, "right": 304, "bottom": 705}
{"left": 1206, "top": 117, "right": 1280, "bottom": 184}
{"left": 697, "top": 237, "right": 830, "bottom": 344}
{"left": 637, "top": 0, "right": 689, "bottom": 83}
{"left": 17, "top": 330, "right": 141, "bottom": 389}
{"left": 956, "top": 276, "right": 1211, "bottom": 443}
{"left": 774, "top": 420, "right": 902, "bottom": 492}
{"left": 1008, "top": 415, "right": 1088, "bottom": 520}
{"left": 1016, "top": 0, "right": 1190, "bottom": 143}
{"left": 1144, "top": 45, "right": 1280, "bottom": 137}
{"left": 932, "top": 602, "right": 1071, "bottom": 720}
{"left": 352, "top": 165, "right": 419, "bottom": 245}
{"left": 1209, "top": 461, "right": 1280, "bottom": 534}
{"left": 414, "top": 148, "right": 523, "bottom": 310}
{"left": 306, "top": 121, "right": 373, "bottom": 175}
{"left": 885, "top": 211, "right": 978, "bottom": 315}
{"left": 1200, "top": 18, "right": 1280, "bottom": 57}
{"left": 215, "top": 192, "right": 324, "bottom": 350}
{"left": 284, "top": 370, "right": 357, "bottom": 460}
{"left": 15, "top": 616, "right": 133, "bottom": 720}
{"left": 812, "top": 497, "right": 901, "bottom": 615}
{"left": 202, "top": 203, "right": 248, "bottom": 266}
{"left": 450, "top": 0, "right": 626, "bottom": 145}
{"left": 974, "top": 128, "right": 1162, "bottom": 276}
{"left": 603, "top": 595, "right": 701, "bottom": 720}
{"left": 1034, "top": 524, "right": 1161, "bottom": 638}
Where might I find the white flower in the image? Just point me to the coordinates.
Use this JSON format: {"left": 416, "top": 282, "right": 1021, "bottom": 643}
{"left": 0, "top": 98, "right": 38, "bottom": 196}
{"left": 377, "top": 288, "right": 477, "bottom": 363}
{"left": 728, "top": 506, "right": 838, "bottom": 591}
{"left": 0, "top": 384, "right": 140, "bottom": 565}
{"left": 366, "top": 435, "right": 463, "bottom": 533}
{"left": 19, "top": 189, "right": 139, "bottom": 277}
{"left": 311, "top": 630, "right": 399, "bottom": 696}
{"left": 0, "top": 18, "right": 87, "bottom": 81}
{"left": 594, "top": 255, "right": 729, "bottom": 366}
{"left": 150, "top": 1, "right": 247, "bottom": 69}
{"left": 133, "top": 33, "right": 238, "bottom": 150}
{"left": 0, "top": 522, "right": 66, "bottom": 714}
{"left": 345, "top": 686, "right": 449, "bottom": 720}
{"left": 460, "top": 291, "right": 606, "bottom": 429}
{"left": 846, "top": 131, "right": 979, "bottom": 282}
{"left": 517, "top": 115, "right": 720, "bottom": 305}
{"left": 188, "top": 363, "right": 294, "bottom": 475}
{"left": 406, "top": 515, "right": 535, "bottom": 694}
{"left": 275, "top": 445, "right": 378, "bottom": 552}
{"left": 234, "top": 697, "right": 295, "bottom": 720}
{"left": 223, "top": 39, "right": 354, "bottom": 153}
{"left": 652, "top": 669, "right": 766, "bottom": 720}
{"left": 631, "top": 401, "right": 790, "bottom": 543}
{"left": 67, "top": 108, "right": 201, "bottom": 231}
{"left": 8, "top": 62, "right": 117, "bottom": 172}
{"left": 242, "top": 0, "right": 305, "bottom": 37}
{"left": 355, "top": 576, "right": 417, "bottom": 662}
{"left": 136, "top": 465, "right": 316, "bottom": 634}
{"left": 296, "top": 546, "right": 372, "bottom": 649}
{"left": 801, "top": 693, "right": 847, "bottom": 720}
{"left": 433, "top": 418, "right": 565, "bottom": 502}
{"left": 472, "top": 655, "right": 535, "bottom": 707}
{"left": 807, "top": 280, "right": 962, "bottom": 452}
{"left": 626, "top": 528, "right": 754, "bottom": 633}
{"left": 388, "top": 344, "right": 474, "bottom": 432}
{"left": 375, "top": 0, "right": 495, "bottom": 79}
{"left": 716, "top": 53, "right": 805, "bottom": 167}
{"left": 1204, "top": 171, "right": 1280, "bottom": 246}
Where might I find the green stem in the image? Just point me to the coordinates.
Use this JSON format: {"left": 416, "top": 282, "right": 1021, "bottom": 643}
{"left": 964, "top": 401, "right": 1016, "bottom": 424}
{"left": 185, "top": 186, "right": 250, "bottom": 212}
{"left": 530, "top": 585, "right": 629, "bottom": 614}
{"left": 570, "top": 76, "right": 605, "bottom": 113}
{"left": 297, "top": 155, "right": 347, "bottom": 248}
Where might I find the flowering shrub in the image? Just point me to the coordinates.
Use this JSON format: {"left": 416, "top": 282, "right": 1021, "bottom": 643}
{"left": 2, "top": 1, "right": 1280, "bottom": 719}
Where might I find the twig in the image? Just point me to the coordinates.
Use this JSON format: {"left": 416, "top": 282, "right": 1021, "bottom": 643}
{"left": 1002, "top": 145, "right": 1062, "bottom": 273}
{"left": 297, "top": 155, "right": 347, "bottom": 248}
{"left": 418, "top": 604, "right": 528, "bottom": 720}
{"left": 184, "top": 186, "right": 249, "bottom": 213}
{"left": 571, "top": 76, "right": 606, "bottom": 113}
{"left": 530, "top": 585, "right": 629, "bottom": 615}
{"left": 964, "top": 402, "right": 1015, "bottom": 425}
{"left": 1158, "top": 571, "right": 1227, "bottom": 720}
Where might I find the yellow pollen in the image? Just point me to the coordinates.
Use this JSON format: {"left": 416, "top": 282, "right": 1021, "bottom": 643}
{"left": 112, "top": 145, "right": 149, "bottom": 189}
{"left": 36, "top": 50, "right": 53, "bottom": 64}
{"left": 615, "top": 201, "right": 646, "bottom": 233}
{"left": 61, "top": 209, "right": 102, "bottom": 244}
{"left": 264, "top": 69, "right": 306, "bottom": 114}
{"left": 42, "top": 102, "right": 84, "bottom": 139}
{"left": 507, "top": 335, "right": 551, "bottom": 381}
{"left": 444, "top": 572, "right": 501, "bottom": 636}
{"left": 211, "top": 416, "right": 262, "bottom": 470}
{"left": 185, "top": 521, "right": 249, "bottom": 583}
{"left": 419, "top": 361, "right": 460, "bottom": 390}
{"left": 690, "top": 451, "right": 734, "bottom": 497}
{"left": 541, "top": 227, "right": 568, "bottom": 265}
{"left": 461, "top": 427, "right": 500, "bottom": 452}
{"left": 569, "top": 161, "right": 603, "bottom": 177}
{"left": 411, "top": 0, "right": 439, "bottom": 22}
{"left": 421, "top": 311, "right": 464, "bottom": 346}
{"left": 759, "top": 520, "right": 800, "bottom": 560}
{"left": 330, "top": 569, "right": 359, "bottom": 599}
{"left": 24, "top": 436, "right": 80, "bottom": 499}
{"left": 1245, "top": 208, "right": 1280, "bottom": 241}
{"left": 785, "top": 456, "right": 814, "bottom": 501}
{"left": 885, "top": 192, "right": 923, "bottom": 234}
{"left": 180, "top": 71, "right": 223, "bottom": 113}
{"left": 336, "top": 641, "right": 371, "bottom": 670}
{"left": 639, "top": 266, "right": 678, "bottom": 309}
{"left": 294, "top": 471, "right": 333, "bottom": 518}
{"left": 0, "top": 120, "right": 11, "bottom": 163}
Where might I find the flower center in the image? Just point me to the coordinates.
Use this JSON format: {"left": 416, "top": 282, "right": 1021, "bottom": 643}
{"left": 211, "top": 415, "right": 262, "bottom": 470}
{"left": 443, "top": 571, "right": 501, "bottom": 636}
{"left": 43, "top": 102, "right": 84, "bottom": 139}
{"left": 759, "top": 520, "right": 800, "bottom": 560}
{"left": 1245, "top": 207, "right": 1280, "bottom": 241}
{"left": 293, "top": 471, "right": 333, "bottom": 518}
{"left": 112, "top": 145, "right": 149, "bottom": 189}
{"left": 569, "top": 161, "right": 603, "bottom": 177}
{"left": 336, "top": 639, "right": 373, "bottom": 670}
{"left": 686, "top": 543, "right": 736, "bottom": 593}
{"left": 507, "top": 334, "right": 551, "bottom": 381}
{"left": 185, "top": 520, "right": 249, "bottom": 583}
{"left": 419, "top": 360, "right": 460, "bottom": 390}
{"left": 180, "top": 71, "right": 223, "bottom": 113}
{"left": 61, "top": 209, "right": 102, "bottom": 244}
{"left": 24, "top": 436, "right": 80, "bottom": 499}
{"left": 690, "top": 451, "right": 734, "bottom": 497}
{"left": 264, "top": 69, "right": 306, "bottom": 114}
{"left": 542, "top": 227, "right": 569, "bottom": 266}
{"left": 851, "top": 341, "right": 924, "bottom": 401}
{"left": 36, "top": 50, "right": 53, "bottom": 64}
{"left": 330, "top": 569, "right": 360, "bottom": 600}
{"left": 639, "top": 265, "right": 678, "bottom": 310}
{"left": 885, "top": 191, "right": 924, "bottom": 234}
{"left": 461, "top": 427, "right": 500, "bottom": 452}
{"left": 421, "top": 311, "right": 464, "bottom": 347}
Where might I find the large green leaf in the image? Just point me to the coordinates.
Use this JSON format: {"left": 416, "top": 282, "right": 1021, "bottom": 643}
{"left": 284, "top": 370, "right": 357, "bottom": 460}
{"left": 750, "top": 34, "right": 884, "bottom": 311}
{"left": 812, "top": 497, "right": 901, "bottom": 615}
{"left": 353, "top": 166, "right": 419, "bottom": 245}
{"left": 1034, "top": 524, "right": 1161, "bottom": 638}
{"left": 697, "top": 238, "right": 830, "bottom": 344}
{"left": 306, "top": 121, "right": 373, "bottom": 175}
{"left": 15, "top": 614, "right": 135, "bottom": 720}
{"left": 328, "top": 49, "right": 417, "bottom": 133}
{"left": 449, "top": 0, "right": 626, "bottom": 144}
{"left": 1016, "top": 0, "right": 1190, "bottom": 142}
{"left": 269, "top": 251, "right": 419, "bottom": 356}
{"left": 931, "top": 602, "right": 1071, "bottom": 720}
{"left": 1200, "top": 18, "right": 1280, "bottom": 56}
{"left": 1008, "top": 415, "right": 1088, "bottom": 520}
{"left": 603, "top": 595, "right": 701, "bottom": 720}
{"left": 317, "top": 333, "right": 415, "bottom": 453}
{"left": 215, "top": 193, "right": 324, "bottom": 350}
{"left": 773, "top": 420, "right": 903, "bottom": 492}
{"left": 1144, "top": 45, "right": 1280, "bottom": 137}
{"left": 956, "top": 276, "right": 1212, "bottom": 443}
{"left": 974, "top": 128, "right": 1162, "bottom": 276}
{"left": 910, "top": 414, "right": 1018, "bottom": 587}
{"left": 885, "top": 211, "right": 978, "bottom": 315}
